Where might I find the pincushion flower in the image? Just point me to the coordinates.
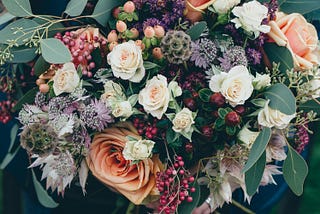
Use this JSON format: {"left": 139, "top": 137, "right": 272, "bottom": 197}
{"left": 107, "top": 40, "right": 145, "bottom": 83}
{"left": 268, "top": 12, "right": 319, "bottom": 69}
{"left": 258, "top": 100, "right": 296, "bottom": 129}
{"left": 212, "top": 0, "right": 240, "bottom": 14}
{"left": 86, "top": 123, "right": 162, "bottom": 205}
{"left": 53, "top": 62, "right": 80, "bottom": 96}
{"left": 231, "top": 0, "right": 270, "bottom": 38}
{"left": 139, "top": 74, "right": 170, "bottom": 119}
{"left": 209, "top": 65, "right": 253, "bottom": 107}
{"left": 185, "top": 0, "right": 216, "bottom": 22}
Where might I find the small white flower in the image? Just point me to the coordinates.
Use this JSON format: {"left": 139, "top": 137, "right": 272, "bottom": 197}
{"left": 253, "top": 73, "right": 271, "bottom": 90}
{"left": 107, "top": 40, "right": 145, "bottom": 83}
{"left": 53, "top": 62, "right": 80, "bottom": 96}
{"left": 168, "top": 81, "right": 182, "bottom": 98}
{"left": 258, "top": 100, "right": 296, "bottom": 129}
{"left": 212, "top": 0, "right": 240, "bottom": 14}
{"left": 307, "top": 79, "right": 320, "bottom": 99}
{"left": 100, "top": 80, "right": 125, "bottom": 103}
{"left": 172, "top": 108, "right": 195, "bottom": 140}
{"left": 123, "top": 138, "right": 155, "bottom": 161}
{"left": 139, "top": 74, "right": 170, "bottom": 119}
{"left": 112, "top": 101, "right": 133, "bottom": 119}
{"left": 209, "top": 65, "right": 253, "bottom": 107}
{"left": 231, "top": 0, "right": 270, "bottom": 38}
{"left": 237, "top": 125, "right": 259, "bottom": 148}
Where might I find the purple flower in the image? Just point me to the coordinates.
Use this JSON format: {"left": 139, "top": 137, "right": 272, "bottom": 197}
{"left": 218, "top": 46, "right": 248, "bottom": 72}
{"left": 190, "top": 38, "right": 217, "bottom": 69}
{"left": 246, "top": 48, "right": 262, "bottom": 65}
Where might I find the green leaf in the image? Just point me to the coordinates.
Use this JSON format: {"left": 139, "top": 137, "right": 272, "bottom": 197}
{"left": 0, "top": 146, "right": 21, "bottom": 170}
{"left": 12, "top": 87, "right": 38, "bottom": 111}
{"left": 166, "top": 128, "right": 180, "bottom": 145}
{"left": 242, "top": 127, "right": 271, "bottom": 173}
{"left": 283, "top": 146, "right": 308, "bottom": 196}
{"left": 0, "top": 18, "right": 39, "bottom": 45}
{"left": 265, "top": 83, "right": 296, "bottom": 115}
{"left": 299, "top": 98, "right": 320, "bottom": 115}
{"left": 31, "top": 169, "right": 59, "bottom": 208}
{"left": 2, "top": 0, "right": 33, "bottom": 17}
{"left": 245, "top": 151, "right": 266, "bottom": 196}
{"left": 186, "top": 21, "right": 207, "bottom": 41}
{"left": 34, "top": 55, "right": 51, "bottom": 76}
{"left": 33, "top": 17, "right": 65, "bottom": 38}
{"left": 226, "top": 125, "right": 236, "bottom": 136}
{"left": 0, "top": 12, "right": 15, "bottom": 26}
{"left": 143, "top": 61, "right": 159, "bottom": 70}
{"left": 279, "top": 0, "right": 320, "bottom": 15}
{"left": 40, "top": 38, "right": 72, "bottom": 64}
{"left": 178, "top": 182, "right": 201, "bottom": 213}
{"left": 198, "top": 88, "right": 212, "bottom": 102}
{"left": 91, "top": 0, "right": 125, "bottom": 26}
{"left": 9, "top": 46, "right": 37, "bottom": 63}
{"left": 263, "top": 43, "right": 294, "bottom": 74}
{"left": 0, "top": 124, "right": 20, "bottom": 169}
{"left": 65, "top": 0, "right": 88, "bottom": 16}
{"left": 218, "top": 108, "right": 228, "bottom": 119}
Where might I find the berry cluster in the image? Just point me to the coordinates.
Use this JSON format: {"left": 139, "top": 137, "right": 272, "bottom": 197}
{"left": 156, "top": 156, "right": 196, "bottom": 214}
{"left": 295, "top": 124, "right": 310, "bottom": 153}
{"left": 133, "top": 117, "right": 159, "bottom": 139}
{"left": 0, "top": 99, "right": 15, "bottom": 124}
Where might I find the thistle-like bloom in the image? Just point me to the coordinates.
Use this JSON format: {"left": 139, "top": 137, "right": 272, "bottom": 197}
{"left": 34, "top": 92, "right": 48, "bottom": 110}
{"left": 29, "top": 152, "right": 76, "bottom": 195}
{"left": 218, "top": 46, "right": 248, "bottom": 72}
{"left": 190, "top": 38, "right": 217, "bottom": 69}
{"left": 18, "top": 104, "right": 48, "bottom": 126}
{"left": 48, "top": 96, "right": 72, "bottom": 119}
{"left": 80, "top": 99, "right": 113, "bottom": 131}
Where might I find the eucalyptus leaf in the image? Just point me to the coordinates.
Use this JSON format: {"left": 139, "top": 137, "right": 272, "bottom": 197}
{"left": 40, "top": 38, "right": 72, "bottom": 64}
{"left": 13, "top": 87, "right": 38, "bottom": 111}
{"left": 245, "top": 151, "right": 266, "bottom": 196}
{"left": 0, "top": 18, "right": 39, "bottom": 45}
{"left": 91, "top": 0, "right": 125, "bottom": 26}
{"left": 242, "top": 127, "right": 271, "bottom": 173}
{"left": 31, "top": 170, "right": 59, "bottom": 208}
{"left": 9, "top": 46, "right": 37, "bottom": 63}
{"left": 299, "top": 98, "right": 320, "bottom": 115}
{"left": 0, "top": 146, "right": 21, "bottom": 170}
{"left": 265, "top": 83, "right": 296, "bottom": 115}
{"left": 279, "top": 0, "right": 320, "bottom": 15}
{"left": 34, "top": 55, "right": 50, "bottom": 76}
{"left": 283, "top": 146, "right": 308, "bottom": 196}
{"left": 0, "top": 12, "right": 15, "bottom": 26}
{"left": 186, "top": 21, "right": 207, "bottom": 41}
{"left": 0, "top": 124, "right": 20, "bottom": 169}
{"left": 144, "top": 61, "right": 159, "bottom": 70}
{"left": 2, "top": 0, "right": 33, "bottom": 17}
{"left": 65, "top": 0, "right": 88, "bottom": 17}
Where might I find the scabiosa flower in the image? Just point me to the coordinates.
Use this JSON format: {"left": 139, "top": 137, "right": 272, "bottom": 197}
{"left": 80, "top": 99, "right": 113, "bottom": 131}
{"left": 218, "top": 46, "right": 248, "bottom": 72}
{"left": 20, "top": 123, "right": 58, "bottom": 157}
{"left": 190, "top": 38, "right": 217, "bottom": 69}
{"left": 246, "top": 48, "right": 262, "bottom": 65}
{"left": 29, "top": 152, "right": 76, "bottom": 195}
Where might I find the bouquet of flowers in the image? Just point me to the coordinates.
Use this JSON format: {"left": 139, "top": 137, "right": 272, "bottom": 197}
{"left": 0, "top": 0, "right": 319, "bottom": 213}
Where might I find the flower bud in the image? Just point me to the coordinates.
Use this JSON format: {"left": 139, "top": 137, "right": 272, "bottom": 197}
{"left": 144, "top": 26, "right": 155, "bottom": 38}
{"left": 116, "top": 20, "right": 127, "bottom": 33}
{"left": 123, "top": 1, "right": 135, "bottom": 13}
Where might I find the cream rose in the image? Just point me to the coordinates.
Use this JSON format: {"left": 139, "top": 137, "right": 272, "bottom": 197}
{"left": 53, "top": 62, "right": 80, "bottom": 96}
{"left": 123, "top": 138, "right": 155, "bottom": 161}
{"left": 139, "top": 74, "right": 170, "bottom": 119}
{"left": 231, "top": 0, "right": 270, "bottom": 38}
{"left": 258, "top": 100, "right": 296, "bottom": 129}
{"left": 107, "top": 40, "right": 145, "bottom": 83}
{"left": 112, "top": 101, "right": 133, "bottom": 119}
{"left": 212, "top": 0, "right": 240, "bottom": 14}
{"left": 101, "top": 81, "right": 125, "bottom": 101}
{"left": 237, "top": 125, "right": 259, "bottom": 148}
{"left": 209, "top": 65, "right": 253, "bottom": 107}
{"left": 267, "top": 12, "right": 319, "bottom": 69}
{"left": 172, "top": 108, "right": 195, "bottom": 133}
{"left": 253, "top": 73, "right": 271, "bottom": 90}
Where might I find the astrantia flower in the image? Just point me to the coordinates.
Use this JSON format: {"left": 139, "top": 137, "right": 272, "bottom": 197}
{"left": 34, "top": 92, "right": 48, "bottom": 109}
{"left": 29, "top": 152, "right": 76, "bottom": 195}
{"left": 260, "top": 165, "right": 282, "bottom": 186}
{"left": 49, "top": 114, "right": 75, "bottom": 137}
{"left": 266, "top": 133, "right": 287, "bottom": 162}
{"left": 48, "top": 96, "right": 73, "bottom": 119}
{"left": 18, "top": 104, "right": 48, "bottom": 126}
{"left": 218, "top": 46, "right": 248, "bottom": 72}
{"left": 190, "top": 38, "right": 217, "bottom": 69}
{"left": 80, "top": 99, "right": 113, "bottom": 131}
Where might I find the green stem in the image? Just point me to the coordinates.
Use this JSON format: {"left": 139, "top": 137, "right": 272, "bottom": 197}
{"left": 232, "top": 199, "right": 255, "bottom": 214}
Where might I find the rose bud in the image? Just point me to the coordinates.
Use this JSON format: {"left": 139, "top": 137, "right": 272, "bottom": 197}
{"left": 144, "top": 26, "right": 155, "bottom": 38}
{"left": 154, "top": 25, "right": 165, "bottom": 38}
{"left": 123, "top": 1, "right": 135, "bottom": 13}
{"left": 225, "top": 111, "right": 241, "bottom": 126}
{"left": 152, "top": 47, "right": 163, "bottom": 60}
{"left": 210, "top": 92, "right": 225, "bottom": 107}
{"left": 183, "top": 97, "right": 197, "bottom": 111}
{"left": 116, "top": 20, "right": 127, "bottom": 33}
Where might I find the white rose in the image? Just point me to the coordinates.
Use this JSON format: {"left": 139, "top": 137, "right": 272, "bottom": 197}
{"left": 172, "top": 108, "right": 195, "bottom": 133}
{"left": 168, "top": 81, "right": 182, "bottom": 98}
{"left": 237, "top": 125, "right": 259, "bottom": 148}
{"left": 53, "top": 62, "right": 80, "bottom": 96}
{"left": 209, "top": 65, "right": 253, "bottom": 107}
{"left": 231, "top": 0, "right": 270, "bottom": 38}
{"left": 123, "top": 138, "right": 155, "bottom": 161}
{"left": 139, "top": 74, "right": 170, "bottom": 119}
{"left": 100, "top": 80, "right": 125, "bottom": 104}
{"left": 112, "top": 101, "right": 133, "bottom": 119}
{"left": 258, "top": 100, "right": 296, "bottom": 129}
{"left": 253, "top": 73, "right": 271, "bottom": 90}
{"left": 107, "top": 40, "right": 145, "bottom": 83}
{"left": 212, "top": 0, "right": 240, "bottom": 14}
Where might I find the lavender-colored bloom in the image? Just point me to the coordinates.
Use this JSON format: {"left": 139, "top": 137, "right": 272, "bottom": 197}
{"left": 190, "top": 38, "right": 217, "bottom": 69}
{"left": 48, "top": 96, "right": 72, "bottom": 119}
{"left": 80, "top": 99, "right": 113, "bottom": 131}
{"left": 246, "top": 48, "right": 262, "bottom": 65}
{"left": 143, "top": 18, "right": 163, "bottom": 30}
{"left": 218, "top": 46, "right": 248, "bottom": 72}
{"left": 34, "top": 92, "right": 48, "bottom": 109}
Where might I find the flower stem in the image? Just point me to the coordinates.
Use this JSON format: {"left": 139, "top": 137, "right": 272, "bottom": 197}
{"left": 232, "top": 199, "right": 255, "bottom": 214}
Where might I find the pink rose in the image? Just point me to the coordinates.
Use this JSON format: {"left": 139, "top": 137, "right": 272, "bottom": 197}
{"left": 267, "top": 12, "right": 319, "bottom": 69}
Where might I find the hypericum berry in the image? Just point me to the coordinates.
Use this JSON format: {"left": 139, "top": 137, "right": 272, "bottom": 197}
{"left": 187, "top": 196, "right": 193, "bottom": 202}
{"left": 234, "top": 105, "right": 246, "bottom": 115}
{"left": 116, "top": 20, "right": 127, "bottom": 33}
{"left": 152, "top": 47, "right": 163, "bottom": 60}
{"left": 144, "top": 26, "right": 155, "bottom": 38}
{"left": 183, "top": 98, "right": 197, "bottom": 111}
{"left": 39, "top": 84, "right": 50, "bottom": 93}
{"left": 154, "top": 25, "right": 165, "bottom": 38}
{"left": 112, "top": 7, "right": 120, "bottom": 18}
{"left": 123, "top": 1, "right": 135, "bottom": 13}
{"left": 210, "top": 92, "right": 225, "bottom": 107}
{"left": 185, "top": 142, "right": 193, "bottom": 153}
{"left": 225, "top": 111, "right": 241, "bottom": 126}
{"left": 107, "top": 30, "right": 118, "bottom": 43}
{"left": 128, "top": 28, "right": 139, "bottom": 39}
{"left": 201, "top": 125, "right": 213, "bottom": 138}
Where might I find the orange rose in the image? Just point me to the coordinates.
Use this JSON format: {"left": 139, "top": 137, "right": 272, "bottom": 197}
{"left": 185, "top": 0, "right": 216, "bottom": 23}
{"left": 86, "top": 123, "right": 162, "bottom": 205}
{"left": 267, "top": 12, "right": 319, "bottom": 69}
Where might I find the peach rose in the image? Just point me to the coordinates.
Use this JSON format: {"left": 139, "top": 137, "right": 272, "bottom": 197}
{"left": 86, "top": 123, "right": 162, "bottom": 205}
{"left": 267, "top": 12, "right": 319, "bottom": 69}
{"left": 185, "top": 0, "right": 216, "bottom": 23}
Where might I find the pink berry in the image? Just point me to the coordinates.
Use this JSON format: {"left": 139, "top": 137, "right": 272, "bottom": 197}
{"left": 123, "top": 1, "right": 135, "bottom": 13}
{"left": 107, "top": 30, "right": 118, "bottom": 43}
{"left": 116, "top": 20, "right": 127, "bottom": 33}
{"left": 154, "top": 25, "right": 165, "bottom": 38}
{"left": 187, "top": 196, "right": 193, "bottom": 202}
{"left": 144, "top": 26, "right": 155, "bottom": 38}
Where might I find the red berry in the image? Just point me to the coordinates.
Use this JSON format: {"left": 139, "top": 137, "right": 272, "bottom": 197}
{"left": 201, "top": 125, "right": 213, "bottom": 138}
{"left": 187, "top": 196, "right": 193, "bottom": 202}
{"left": 183, "top": 98, "right": 197, "bottom": 111}
{"left": 234, "top": 105, "right": 246, "bottom": 115}
{"left": 225, "top": 111, "right": 241, "bottom": 126}
{"left": 190, "top": 187, "right": 196, "bottom": 192}
{"left": 210, "top": 93, "right": 225, "bottom": 107}
{"left": 185, "top": 142, "right": 193, "bottom": 153}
